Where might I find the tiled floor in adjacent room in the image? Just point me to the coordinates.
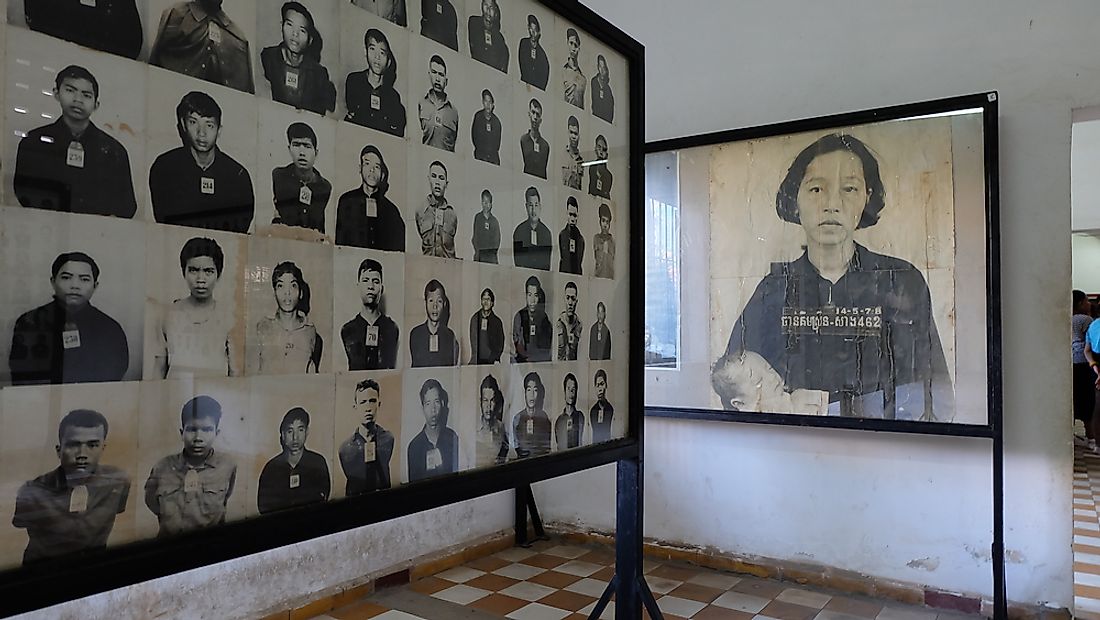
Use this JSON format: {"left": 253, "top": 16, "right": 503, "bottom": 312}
{"left": 306, "top": 540, "right": 983, "bottom": 620}
{"left": 1074, "top": 441, "right": 1100, "bottom": 619}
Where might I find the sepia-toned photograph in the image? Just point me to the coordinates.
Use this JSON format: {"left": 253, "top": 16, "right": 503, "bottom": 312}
{"left": 332, "top": 371, "right": 402, "bottom": 499}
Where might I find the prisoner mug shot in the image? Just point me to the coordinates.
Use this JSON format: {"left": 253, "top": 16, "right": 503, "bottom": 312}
{"left": 471, "top": 90, "right": 502, "bottom": 165}
{"left": 558, "top": 196, "right": 585, "bottom": 275}
{"left": 416, "top": 161, "right": 459, "bottom": 258}
{"left": 562, "top": 28, "right": 586, "bottom": 109}
{"left": 468, "top": 0, "right": 508, "bottom": 73}
{"left": 351, "top": 0, "right": 407, "bottom": 27}
{"left": 512, "top": 275, "right": 552, "bottom": 363}
{"left": 477, "top": 374, "right": 510, "bottom": 465}
{"left": 420, "top": 0, "right": 459, "bottom": 51}
{"left": 13, "top": 65, "right": 138, "bottom": 218}
{"left": 469, "top": 288, "right": 505, "bottom": 365}
{"left": 588, "top": 135, "right": 613, "bottom": 199}
{"left": 513, "top": 371, "right": 551, "bottom": 458}
{"left": 335, "top": 145, "right": 406, "bottom": 252}
{"left": 407, "top": 378, "right": 460, "bottom": 481}
{"left": 149, "top": 91, "right": 256, "bottom": 234}
{"left": 554, "top": 373, "right": 585, "bottom": 451}
{"left": 518, "top": 14, "right": 549, "bottom": 90}
{"left": 341, "top": 259, "right": 400, "bottom": 371}
{"left": 590, "top": 369, "right": 614, "bottom": 443}
{"left": 590, "top": 301, "right": 612, "bottom": 361}
{"left": 12, "top": 409, "right": 131, "bottom": 565}
{"left": 271, "top": 122, "right": 332, "bottom": 233}
{"left": 9, "top": 252, "right": 129, "bottom": 386}
{"left": 562, "top": 116, "right": 584, "bottom": 190}
{"left": 339, "top": 378, "right": 395, "bottom": 495}
{"left": 556, "top": 281, "right": 583, "bottom": 361}
{"left": 260, "top": 2, "right": 337, "bottom": 116}
{"left": 154, "top": 237, "right": 238, "bottom": 379}
{"left": 419, "top": 55, "right": 459, "bottom": 152}
{"left": 344, "top": 28, "right": 408, "bottom": 138}
{"left": 254, "top": 261, "right": 323, "bottom": 375}
{"left": 593, "top": 203, "right": 616, "bottom": 279}
{"left": 710, "top": 133, "right": 954, "bottom": 421}
{"left": 149, "top": 0, "right": 255, "bottom": 95}
{"left": 519, "top": 98, "right": 550, "bottom": 179}
{"left": 409, "top": 279, "right": 460, "bottom": 368}
{"left": 472, "top": 189, "right": 501, "bottom": 264}
{"left": 24, "top": 0, "right": 142, "bottom": 59}
{"left": 257, "top": 407, "right": 331, "bottom": 514}
{"left": 513, "top": 186, "right": 553, "bottom": 271}
{"left": 591, "top": 55, "right": 614, "bottom": 123}
{"left": 144, "top": 395, "right": 238, "bottom": 537}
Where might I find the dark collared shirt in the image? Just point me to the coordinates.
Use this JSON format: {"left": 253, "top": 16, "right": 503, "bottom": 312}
{"left": 420, "top": 0, "right": 458, "bottom": 51}
{"left": 261, "top": 46, "right": 336, "bottom": 115}
{"left": 9, "top": 300, "right": 129, "bottom": 386}
{"left": 335, "top": 187, "right": 405, "bottom": 252}
{"left": 558, "top": 225, "right": 585, "bottom": 274}
{"left": 471, "top": 111, "right": 502, "bottom": 165}
{"left": 256, "top": 449, "right": 331, "bottom": 515}
{"left": 144, "top": 450, "right": 237, "bottom": 536}
{"left": 553, "top": 408, "right": 585, "bottom": 451}
{"left": 512, "top": 308, "right": 552, "bottom": 363}
{"left": 407, "top": 426, "right": 459, "bottom": 481}
{"left": 513, "top": 220, "right": 552, "bottom": 270}
{"left": 340, "top": 313, "right": 399, "bottom": 370}
{"left": 513, "top": 409, "right": 551, "bottom": 458}
{"left": 150, "top": 1, "right": 254, "bottom": 94}
{"left": 468, "top": 16, "right": 508, "bottom": 73}
{"left": 590, "top": 400, "right": 614, "bottom": 443}
{"left": 25, "top": 0, "right": 142, "bottom": 59}
{"left": 590, "top": 322, "right": 611, "bottom": 360}
{"left": 472, "top": 211, "right": 500, "bottom": 263}
{"left": 518, "top": 38, "right": 549, "bottom": 89}
{"left": 271, "top": 164, "right": 332, "bottom": 233}
{"left": 344, "top": 71, "right": 407, "bottom": 137}
{"left": 588, "top": 163, "right": 613, "bottom": 199}
{"left": 409, "top": 323, "right": 459, "bottom": 367}
{"left": 469, "top": 310, "right": 505, "bottom": 364}
{"left": 13, "top": 466, "right": 130, "bottom": 565}
{"left": 338, "top": 426, "right": 394, "bottom": 495}
{"left": 591, "top": 76, "right": 614, "bottom": 123}
{"left": 14, "top": 120, "right": 137, "bottom": 218}
{"left": 149, "top": 146, "right": 255, "bottom": 234}
{"left": 520, "top": 132, "right": 550, "bottom": 179}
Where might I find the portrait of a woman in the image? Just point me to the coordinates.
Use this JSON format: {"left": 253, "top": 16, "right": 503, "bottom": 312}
{"left": 711, "top": 133, "right": 954, "bottom": 421}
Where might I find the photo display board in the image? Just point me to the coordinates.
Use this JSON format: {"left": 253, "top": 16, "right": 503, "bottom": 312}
{"left": 644, "top": 94, "right": 1000, "bottom": 435}
{"left": 0, "top": 0, "right": 641, "bottom": 613}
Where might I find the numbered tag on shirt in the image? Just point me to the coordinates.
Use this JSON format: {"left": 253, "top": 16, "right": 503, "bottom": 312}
{"left": 530, "top": 48, "right": 537, "bottom": 60}
{"left": 567, "top": 417, "right": 574, "bottom": 431}
{"left": 200, "top": 177, "right": 215, "bottom": 195}
{"left": 596, "top": 179, "right": 603, "bottom": 191}
{"left": 529, "top": 323, "right": 536, "bottom": 337}
{"left": 434, "top": 209, "right": 444, "bottom": 228}
{"left": 480, "top": 318, "right": 488, "bottom": 331}
{"left": 80, "top": 0, "right": 96, "bottom": 6}
{"left": 569, "top": 239, "right": 576, "bottom": 253}
{"left": 364, "top": 440, "right": 376, "bottom": 463}
{"left": 208, "top": 24, "right": 222, "bottom": 45}
{"left": 526, "top": 419, "right": 534, "bottom": 435}
{"left": 69, "top": 485, "right": 88, "bottom": 513}
{"left": 184, "top": 469, "right": 200, "bottom": 493}
{"left": 66, "top": 141, "right": 85, "bottom": 168}
{"left": 596, "top": 407, "right": 604, "bottom": 424}
{"left": 433, "top": 114, "right": 442, "bottom": 126}
{"left": 484, "top": 32, "right": 493, "bottom": 46}
{"left": 426, "top": 448, "right": 442, "bottom": 470}
{"left": 483, "top": 221, "right": 490, "bottom": 231}
{"left": 365, "top": 325, "right": 379, "bottom": 347}
{"left": 370, "top": 93, "right": 381, "bottom": 110}
{"left": 62, "top": 329, "right": 81, "bottom": 350}
{"left": 299, "top": 184, "right": 312, "bottom": 205}
{"left": 568, "top": 332, "right": 575, "bottom": 345}
{"left": 285, "top": 69, "right": 299, "bottom": 90}
{"left": 289, "top": 473, "right": 300, "bottom": 489}
{"left": 486, "top": 122, "right": 493, "bottom": 133}
{"left": 436, "top": 2, "right": 443, "bottom": 13}
{"left": 597, "top": 330, "right": 603, "bottom": 341}
{"left": 366, "top": 198, "right": 378, "bottom": 218}
{"left": 599, "top": 88, "right": 605, "bottom": 100}
{"left": 429, "top": 334, "right": 439, "bottom": 352}
{"left": 532, "top": 141, "right": 540, "bottom": 153}
{"left": 530, "top": 229, "right": 538, "bottom": 245}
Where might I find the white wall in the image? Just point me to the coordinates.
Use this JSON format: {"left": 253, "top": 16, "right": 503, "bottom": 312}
{"left": 535, "top": 0, "right": 1095, "bottom": 608}
{"left": 1073, "top": 233, "right": 1100, "bottom": 292}
{"left": 14, "top": 493, "right": 512, "bottom": 620}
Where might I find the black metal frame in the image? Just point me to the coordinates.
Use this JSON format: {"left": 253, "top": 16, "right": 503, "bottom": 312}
{"left": 0, "top": 1, "right": 647, "bottom": 617}
{"left": 643, "top": 92, "right": 1005, "bottom": 619}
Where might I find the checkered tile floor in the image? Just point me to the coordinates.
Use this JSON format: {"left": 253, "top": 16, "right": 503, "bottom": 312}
{"left": 1075, "top": 442, "right": 1100, "bottom": 619}
{"left": 308, "top": 539, "right": 982, "bottom": 620}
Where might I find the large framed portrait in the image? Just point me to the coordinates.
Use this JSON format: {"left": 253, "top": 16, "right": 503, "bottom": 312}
{"left": 644, "top": 93, "right": 1000, "bottom": 434}
{"left": 0, "top": 0, "right": 642, "bottom": 614}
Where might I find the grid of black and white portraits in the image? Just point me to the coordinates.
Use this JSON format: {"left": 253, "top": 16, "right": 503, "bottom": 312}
{"left": 0, "top": 0, "right": 631, "bottom": 571}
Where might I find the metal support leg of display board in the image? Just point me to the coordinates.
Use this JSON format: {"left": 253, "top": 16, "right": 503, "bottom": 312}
{"left": 515, "top": 484, "right": 549, "bottom": 548}
{"left": 992, "top": 431, "right": 1006, "bottom": 620}
{"left": 589, "top": 457, "right": 662, "bottom": 620}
